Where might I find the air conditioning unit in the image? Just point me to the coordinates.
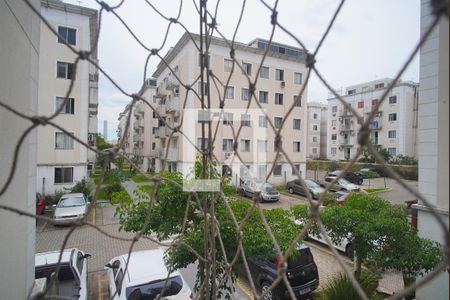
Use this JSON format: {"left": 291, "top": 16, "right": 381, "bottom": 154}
{"left": 281, "top": 81, "right": 286, "bottom": 88}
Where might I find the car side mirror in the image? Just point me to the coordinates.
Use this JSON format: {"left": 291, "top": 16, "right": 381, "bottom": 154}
{"left": 52, "top": 204, "right": 57, "bottom": 208}
{"left": 104, "top": 263, "right": 113, "bottom": 269}
{"left": 82, "top": 253, "right": 92, "bottom": 259}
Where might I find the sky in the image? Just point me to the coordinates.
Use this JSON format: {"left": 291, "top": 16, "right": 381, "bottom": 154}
{"left": 64, "top": 0, "right": 420, "bottom": 141}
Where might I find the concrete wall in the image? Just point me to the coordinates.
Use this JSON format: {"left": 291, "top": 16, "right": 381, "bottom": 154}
{"left": 0, "top": 0, "right": 40, "bottom": 298}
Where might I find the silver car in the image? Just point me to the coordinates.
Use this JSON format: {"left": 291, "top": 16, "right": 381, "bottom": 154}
{"left": 53, "top": 193, "right": 88, "bottom": 225}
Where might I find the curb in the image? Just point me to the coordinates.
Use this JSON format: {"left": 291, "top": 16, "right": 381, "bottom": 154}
{"left": 361, "top": 187, "right": 392, "bottom": 195}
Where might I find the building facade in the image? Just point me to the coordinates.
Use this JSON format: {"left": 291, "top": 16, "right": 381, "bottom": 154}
{"left": 36, "top": 0, "right": 98, "bottom": 195}
{"left": 306, "top": 101, "right": 327, "bottom": 159}
{"left": 326, "top": 79, "right": 419, "bottom": 160}
{"left": 414, "top": 1, "right": 449, "bottom": 299}
{"left": 0, "top": 0, "right": 40, "bottom": 297}
{"left": 144, "top": 33, "right": 308, "bottom": 185}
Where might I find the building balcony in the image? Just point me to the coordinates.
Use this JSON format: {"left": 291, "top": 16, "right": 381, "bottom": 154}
{"left": 133, "top": 120, "right": 139, "bottom": 130}
{"left": 339, "top": 140, "right": 353, "bottom": 147}
{"left": 369, "top": 120, "right": 382, "bottom": 130}
{"left": 138, "top": 118, "right": 144, "bottom": 128}
{"left": 165, "top": 74, "right": 180, "bottom": 91}
{"left": 133, "top": 133, "right": 139, "bottom": 142}
{"left": 134, "top": 102, "right": 145, "bottom": 116}
{"left": 157, "top": 104, "right": 166, "bottom": 116}
{"left": 338, "top": 109, "right": 353, "bottom": 118}
{"left": 155, "top": 126, "right": 169, "bottom": 138}
{"left": 339, "top": 125, "right": 354, "bottom": 132}
{"left": 166, "top": 97, "right": 180, "bottom": 114}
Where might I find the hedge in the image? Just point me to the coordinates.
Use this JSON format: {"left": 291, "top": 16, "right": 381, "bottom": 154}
{"left": 306, "top": 160, "right": 418, "bottom": 180}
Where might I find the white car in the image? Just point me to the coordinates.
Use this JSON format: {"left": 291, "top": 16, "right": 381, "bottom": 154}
{"left": 34, "top": 248, "right": 91, "bottom": 299}
{"left": 105, "top": 249, "right": 193, "bottom": 300}
{"left": 53, "top": 193, "right": 88, "bottom": 225}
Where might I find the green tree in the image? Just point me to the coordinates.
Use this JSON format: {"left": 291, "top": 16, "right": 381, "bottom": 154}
{"left": 96, "top": 133, "right": 114, "bottom": 150}
{"left": 359, "top": 145, "right": 392, "bottom": 163}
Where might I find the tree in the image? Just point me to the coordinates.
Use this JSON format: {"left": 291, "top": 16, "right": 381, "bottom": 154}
{"left": 359, "top": 145, "right": 392, "bottom": 163}
{"left": 96, "top": 133, "right": 114, "bottom": 150}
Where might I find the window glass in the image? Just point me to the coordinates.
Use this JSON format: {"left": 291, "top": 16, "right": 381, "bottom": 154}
{"left": 55, "top": 132, "right": 74, "bottom": 149}
{"left": 224, "top": 59, "right": 233, "bottom": 72}
{"left": 275, "top": 93, "right": 283, "bottom": 105}
{"left": 225, "top": 86, "right": 234, "bottom": 99}
{"left": 275, "top": 69, "right": 284, "bottom": 81}
{"left": 260, "top": 66, "right": 269, "bottom": 79}
{"left": 273, "top": 165, "right": 282, "bottom": 176}
{"left": 126, "top": 276, "right": 183, "bottom": 300}
{"left": 241, "top": 88, "right": 249, "bottom": 101}
{"left": 274, "top": 117, "right": 283, "bottom": 128}
{"left": 55, "top": 97, "right": 75, "bottom": 114}
{"left": 58, "top": 26, "right": 76, "bottom": 45}
{"left": 259, "top": 91, "right": 268, "bottom": 103}
{"left": 294, "top": 72, "right": 302, "bottom": 84}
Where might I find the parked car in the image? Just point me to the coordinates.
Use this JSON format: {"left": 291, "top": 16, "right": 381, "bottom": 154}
{"left": 286, "top": 179, "right": 325, "bottom": 199}
{"left": 335, "top": 191, "right": 350, "bottom": 204}
{"left": 36, "top": 192, "right": 46, "bottom": 215}
{"left": 319, "top": 176, "right": 360, "bottom": 192}
{"left": 240, "top": 178, "right": 280, "bottom": 202}
{"left": 35, "top": 248, "right": 91, "bottom": 299}
{"left": 53, "top": 193, "right": 88, "bottom": 225}
{"left": 105, "top": 249, "right": 193, "bottom": 300}
{"left": 327, "top": 170, "right": 363, "bottom": 185}
{"left": 239, "top": 244, "right": 319, "bottom": 300}
{"left": 307, "top": 231, "right": 354, "bottom": 259}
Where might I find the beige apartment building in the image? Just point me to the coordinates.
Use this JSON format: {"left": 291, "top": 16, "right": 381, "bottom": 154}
{"left": 326, "top": 78, "right": 419, "bottom": 161}
{"left": 131, "top": 33, "right": 309, "bottom": 185}
{"left": 36, "top": 0, "right": 98, "bottom": 194}
{"left": 306, "top": 101, "right": 327, "bottom": 159}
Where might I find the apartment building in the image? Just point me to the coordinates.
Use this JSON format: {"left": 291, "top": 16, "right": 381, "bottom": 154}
{"left": 36, "top": 0, "right": 98, "bottom": 194}
{"left": 306, "top": 101, "right": 327, "bottom": 159}
{"left": 148, "top": 33, "right": 308, "bottom": 185}
{"left": 319, "top": 105, "right": 328, "bottom": 158}
{"left": 326, "top": 78, "right": 419, "bottom": 160}
{"left": 117, "top": 103, "right": 133, "bottom": 156}
{"left": 415, "top": 0, "right": 449, "bottom": 298}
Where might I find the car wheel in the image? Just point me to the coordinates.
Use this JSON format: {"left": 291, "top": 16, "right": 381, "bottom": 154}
{"left": 358, "top": 180, "right": 363, "bottom": 185}
{"left": 346, "top": 244, "right": 354, "bottom": 260}
{"left": 261, "top": 282, "right": 273, "bottom": 300}
{"left": 240, "top": 189, "right": 246, "bottom": 197}
{"left": 288, "top": 187, "right": 294, "bottom": 194}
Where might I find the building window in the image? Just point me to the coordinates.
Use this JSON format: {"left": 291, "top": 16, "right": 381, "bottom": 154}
{"left": 275, "top": 93, "right": 284, "bottom": 105}
{"left": 55, "top": 132, "right": 74, "bottom": 149}
{"left": 273, "top": 164, "right": 282, "bottom": 176}
{"left": 274, "top": 117, "right": 283, "bottom": 129}
{"left": 347, "top": 89, "right": 356, "bottom": 95}
{"left": 152, "top": 142, "right": 156, "bottom": 150}
{"left": 372, "top": 99, "right": 379, "bottom": 106}
{"left": 223, "top": 113, "right": 233, "bottom": 125}
{"left": 198, "top": 82, "right": 209, "bottom": 96}
{"left": 275, "top": 69, "right": 284, "bottom": 81}
{"left": 55, "top": 97, "right": 75, "bottom": 114}
{"left": 57, "top": 26, "right": 76, "bottom": 46}
{"left": 331, "top": 134, "right": 337, "bottom": 141}
{"left": 388, "top": 113, "right": 397, "bottom": 121}
{"left": 223, "top": 139, "right": 233, "bottom": 152}
{"left": 331, "top": 120, "right": 337, "bottom": 127}
{"left": 224, "top": 58, "right": 233, "bottom": 72}
{"left": 389, "top": 95, "right": 397, "bottom": 104}
{"left": 331, "top": 148, "right": 337, "bottom": 155}
{"left": 293, "top": 119, "right": 301, "bottom": 130}
{"left": 54, "top": 167, "right": 73, "bottom": 184}
{"left": 258, "top": 115, "right": 267, "bottom": 128}
{"left": 57, "top": 62, "right": 75, "bottom": 79}
{"left": 293, "top": 141, "right": 301, "bottom": 152}
{"left": 388, "top": 147, "right": 397, "bottom": 156}
{"left": 294, "top": 72, "right": 302, "bottom": 84}
{"left": 312, "top": 136, "right": 318, "bottom": 143}
{"left": 375, "top": 82, "right": 385, "bottom": 89}
{"left": 357, "top": 101, "right": 364, "bottom": 108}
{"left": 197, "top": 137, "right": 209, "bottom": 150}
{"left": 241, "top": 88, "right": 249, "bottom": 101}
{"left": 313, "top": 125, "right": 318, "bottom": 131}
{"left": 240, "top": 139, "right": 251, "bottom": 152}
{"left": 388, "top": 130, "right": 397, "bottom": 139}
{"left": 312, "top": 148, "right": 317, "bottom": 154}
{"left": 274, "top": 140, "right": 283, "bottom": 151}
{"left": 242, "top": 62, "right": 252, "bottom": 75}
{"left": 260, "top": 66, "right": 269, "bottom": 79}
{"left": 332, "top": 106, "right": 338, "bottom": 113}
{"left": 294, "top": 95, "right": 301, "bottom": 107}
{"left": 313, "top": 113, "right": 318, "bottom": 119}
{"left": 198, "top": 53, "right": 210, "bottom": 67}
{"left": 259, "top": 91, "right": 269, "bottom": 103}
{"left": 241, "top": 114, "right": 251, "bottom": 127}
{"left": 258, "top": 165, "right": 267, "bottom": 178}
{"left": 225, "top": 86, "right": 234, "bottom": 99}
{"left": 257, "top": 140, "right": 268, "bottom": 152}
{"left": 292, "top": 164, "right": 300, "bottom": 175}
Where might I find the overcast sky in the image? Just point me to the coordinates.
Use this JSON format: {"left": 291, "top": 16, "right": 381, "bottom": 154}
{"left": 64, "top": 0, "right": 420, "bottom": 141}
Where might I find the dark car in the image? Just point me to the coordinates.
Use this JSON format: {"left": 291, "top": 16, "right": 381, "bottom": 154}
{"left": 240, "top": 244, "right": 319, "bottom": 300}
{"left": 328, "top": 170, "right": 363, "bottom": 185}
{"left": 286, "top": 179, "right": 325, "bottom": 199}
{"left": 36, "top": 192, "right": 45, "bottom": 215}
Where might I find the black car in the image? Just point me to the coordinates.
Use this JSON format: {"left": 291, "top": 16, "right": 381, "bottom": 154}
{"left": 327, "top": 170, "right": 363, "bottom": 185}
{"left": 240, "top": 245, "right": 319, "bottom": 300}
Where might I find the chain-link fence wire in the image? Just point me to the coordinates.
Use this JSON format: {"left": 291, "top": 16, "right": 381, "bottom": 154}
{"left": 0, "top": 0, "right": 448, "bottom": 299}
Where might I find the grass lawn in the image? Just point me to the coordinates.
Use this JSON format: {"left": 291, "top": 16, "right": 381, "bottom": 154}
{"left": 364, "top": 187, "right": 390, "bottom": 193}
{"left": 138, "top": 185, "right": 153, "bottom": 195}
{"left": 131, "top": 174, "right": 152, "bottom": 183}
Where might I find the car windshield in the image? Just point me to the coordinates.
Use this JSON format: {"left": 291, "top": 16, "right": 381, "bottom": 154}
{"left": 305, "top": 180, "right": 320, "bottom": 189}
{"left": 337, "top": 178, "right": 351, "bottom": 185}
{"left": 57, "top": 197, "right": 85, "bottom": 208}
{"left": 126, "top": 276, "right": 183, "bottom": 300}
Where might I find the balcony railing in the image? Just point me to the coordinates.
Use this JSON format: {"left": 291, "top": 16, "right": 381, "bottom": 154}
{"left": 157, "top": 104, "right": 166, "bottom": 116}
{"left": 155, "top": 126, "right": 169, "bottom": 138}
{"left": 339, "top": 140, "right": 353, "bottom": 147}
{"left": 369, "top": 120, "right": 382, "bottom": 130}
{"left": 165, "top": 74, "right": 180, "bottom": 90}
{"left": 166, "top": 97, "right": 180, "bottom": 113}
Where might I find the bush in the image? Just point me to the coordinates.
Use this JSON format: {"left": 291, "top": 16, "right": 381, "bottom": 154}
{"left": 104, "top": 182, "right": 123, "bottom": 199}
{"left": 68, "top": 178, "right": 96, "bottom": 201}
{"left": 45, "top": 189, "right": 65, "bottom": 206}
{"left": 318, "top": 270, "right": 380, "bottom": 300}
{"left": 322, "top": 192, "right": 338, "bottom": 206}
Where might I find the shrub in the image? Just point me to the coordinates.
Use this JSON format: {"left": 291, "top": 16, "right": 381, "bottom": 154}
{"left": 318, "top": 270, "right": 380, "bottom": 300}
{"left": 68, "top": 178, "right": 96, "bottom": 201}
{"left": 104, "top": 182, "right": 123, "bottom": 199}
{"left": 322, "top": 192, "right": 338, "bottom": 206}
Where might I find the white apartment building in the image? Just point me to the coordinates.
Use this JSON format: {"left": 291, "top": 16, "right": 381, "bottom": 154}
{"left": 148, "top": 33, "right": 308, "bottom": 185}
{"left": 414, "top": 1, "right": 449, "bottom": 299}
{"left": 117, "top": 103, "right": 133, "bottom": 156}
{"left": 36, "top": 0, "right": 98, "bottom": 194}
{"left": 326, "top": 78, "right": 419, "bottom": 160}
{"left": 319, "top": 105, "right": 328, "bottom": 158}
{"left": 306, "top": 101, "right": 327, "bottom": 159}
{"left": 0, "top": 0, "right": 39, "bottom": 297}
